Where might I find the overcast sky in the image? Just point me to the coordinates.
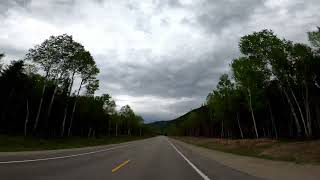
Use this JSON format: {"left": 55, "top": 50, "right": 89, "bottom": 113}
{"left": 0, "top": 0, "right": 319, "bottom": 122}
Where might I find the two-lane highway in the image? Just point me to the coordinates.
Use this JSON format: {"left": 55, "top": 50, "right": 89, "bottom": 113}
{"left": 0, "top": 136, "right": 260, "bottom": 180}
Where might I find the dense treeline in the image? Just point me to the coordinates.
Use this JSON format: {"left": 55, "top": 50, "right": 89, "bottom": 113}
{"left": 0, "top": 34, "right": 151, "bottom": 138}
{"left": 155, "top": 28, "right": 320, "bottom": 139}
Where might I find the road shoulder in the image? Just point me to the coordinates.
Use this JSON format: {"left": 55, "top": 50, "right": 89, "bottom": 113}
{"left": 171, "top": 138, "right": 320, "bottom": 180}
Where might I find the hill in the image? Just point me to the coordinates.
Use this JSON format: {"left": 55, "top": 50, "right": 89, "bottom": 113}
{"left": 148, "top": 106, "right": 210, "bottom": 136}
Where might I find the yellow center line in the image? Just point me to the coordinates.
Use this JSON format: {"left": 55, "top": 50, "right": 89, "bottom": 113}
{"left": 112, "top": 160, "right": 130, "bottom": 173}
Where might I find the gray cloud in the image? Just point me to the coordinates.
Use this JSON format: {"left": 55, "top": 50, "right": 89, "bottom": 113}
{"left": 195, "top": 0, "right": 265, "bottom": 34}
{"left": 0, "top": 0, "right": 30, "bottom": 15}
{"left": 1, "top": 0, "right": 319, "bottom": 122}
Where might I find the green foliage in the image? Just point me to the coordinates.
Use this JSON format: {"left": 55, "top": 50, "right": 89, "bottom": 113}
{"left": 308, "top": 27, "right": 320, "bottom": 48}
{"left": 1, "top": 27, "right": 320, "bottom": 140}
{"left": 0, "top": 135, "right": 149, "bottom": 152}
{"left": 0, "top": 35, "right": 150, "bottom": 138}
{"left": 157, "top": 27, "right": 320, "bottom": 139}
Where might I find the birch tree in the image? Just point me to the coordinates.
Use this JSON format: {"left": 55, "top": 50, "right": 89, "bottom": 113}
{"left": 232, "top": 57, "right": 270, "bottom": 138}
{"left": 25, "top": 34, "right": 77, "bottom": 133}
{"left": 239, "top": 30, "right": 306, "bottom": 136}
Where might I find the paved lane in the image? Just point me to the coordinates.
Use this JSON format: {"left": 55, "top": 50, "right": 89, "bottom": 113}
{"left": 0, "top": 136, "right": 260, "bottom": 180}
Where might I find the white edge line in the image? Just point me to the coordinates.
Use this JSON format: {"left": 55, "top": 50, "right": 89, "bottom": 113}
{"left": 0, "top": 144, "right": 129, "bottom": 164}
{"left": 168, "top": 139, "right": 211, "bottom": 180}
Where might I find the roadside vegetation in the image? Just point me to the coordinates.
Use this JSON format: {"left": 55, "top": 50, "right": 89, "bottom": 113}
{"left": 0, "top": 135, "right": 150, "bottom": 152}
{"left": 151, "top": 27, "right": 320, "bottom": 140}
{"left": 0, "top": 34, "right": 154, "bottom": 144}
{"left": 173, "top": 136, "right": 320, "bottom": 164}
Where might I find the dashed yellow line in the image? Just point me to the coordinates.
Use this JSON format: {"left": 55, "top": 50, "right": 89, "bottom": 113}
{"left": 112, "top": 160, "right": 130, "bottom": 173}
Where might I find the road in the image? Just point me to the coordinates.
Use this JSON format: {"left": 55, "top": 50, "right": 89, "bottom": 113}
{"left": 0, "top": 136, "right": 260, "bottom": 180}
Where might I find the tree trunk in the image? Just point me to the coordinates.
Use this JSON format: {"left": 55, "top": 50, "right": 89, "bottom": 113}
{"left": 283, "top": 88, "right": 302, "bottom": 136}
{"left": 66, "top": 102, "right": 75, "bottom": 137}
{"left": 24, "top": 98, "right": 29, "bottom": 136}
{"left": 61, "top": 71, "right": 75, "bottom": 137}
{"left": 88, "top": 128, "right": 92, "bottom": 137}
{"left": 221, "top": 119, "right": 224, "bottom": 138}
{"left": 46, "top": 73, "right": 63, "bottom": 125}
{"left": 68, "top": 71, "right": 76, "bottom": 95}
{"left": 247, "top": 88, "right": 259, "bottom": 139}
{"left": 115, "top": 123, "right": 118, "bottom": 136}
{"left": 68, "top": 80, "right": 84, "bottom": 137}
{"left": 237, "top": 112, "right": 244, "bottom": 139}
{"left": 290, "top": 89, "right": 309, "bottom": 136}
{"left": 67, "top": 101, "right": 75, "bottom": 137}
{"left": 61, "top": 104, "right": 68, "bottom": 137}
{"left": 314, "top": 75, "right": 320, "bottom": 89}
{"left": 304, "top": 81, "right": 312, "bottom": 137}
{"left": 46, "top": 85, "right": 57, "bottom": 121}
{"left": 268, "top": 102, "right": 278, "bottom": 139}
{"left": 33, "top": 84, "right": 46, "bottom": 132}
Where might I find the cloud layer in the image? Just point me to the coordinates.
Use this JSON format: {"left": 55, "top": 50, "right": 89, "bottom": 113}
{"left": 1, "top": 0, "right": 319, "bottom": 122}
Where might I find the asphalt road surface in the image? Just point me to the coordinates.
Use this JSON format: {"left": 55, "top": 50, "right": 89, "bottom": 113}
{"left": 0, "top": 136, "right": 261, "bottom": 180}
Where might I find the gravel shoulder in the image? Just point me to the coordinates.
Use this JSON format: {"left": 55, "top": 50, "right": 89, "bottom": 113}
{"left": 171, "top": 138, "right": 320, "bottom": 180}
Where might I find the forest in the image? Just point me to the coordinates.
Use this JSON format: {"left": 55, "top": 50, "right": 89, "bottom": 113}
{"left": 0, "top": 34, "right": 151, "bottom": 138}
{"left": 2, "top": 28, "right": 320, "bottom": 140}
{"left": 152, "top": 28, "right": 320, "bottom": 139}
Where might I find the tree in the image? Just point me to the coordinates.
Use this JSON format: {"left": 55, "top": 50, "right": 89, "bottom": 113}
{"left": 119, "top": 105, "right": 135, "bottom": 135}
{"left": 111, "top": 112, "right": 121, "bottom": 136}
{"left": 135, "top": 115, "right": 144, "bottom": 136}
{"left": 308, "top": 27, "right": 320, "bottom": 49}
{"left": 239, "top": 30, "right": 306, "bottom": 137}
{"left": 232, "top": 57, "right": 270, "bottom": 138}
{"left": 152, "top": 28, "right": 320, "bottom": 139}
{"left": 25, "top": 34, "right": 78, "bottom": 133}
{"left": 0, "top": 38, "right": 152, "bottom": 138}
{"left": 207, "top": 74, "right": 236, "bottom": 138}
{"left": 308, "top": 28, "right": 320, "bottom": 89}
{"left": 0, "top": 61, "right": 31, "bottom": 135}
{"left": 101, "top": 94, "right": 116, "bottom": 136}
{"left": 67, "top": 51, "right": 99, "bottom": 136}
{"left": 288, "top": 43, "right": 315, "bottom": 136}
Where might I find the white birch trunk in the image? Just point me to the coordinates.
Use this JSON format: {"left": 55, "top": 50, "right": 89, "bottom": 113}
{"left": 290, "top": 89, "right": 309, "bottom": 136}
{"left": 24, "top": 98, "right": 29, "bottom": 136}
{"left": 33, "top": 84, "right": 46, "bottom": 132}
{"left": 268, "top": 102, "right": 278, "bottom": 139}
{"left": 237, "top": 112, "right": 244, "bottom": 139}
{"left": 61, "top": 106, "right": 68, "bottom": 137}
{"left": 47, "top": 85, "right": 58, "bottom": 120}
{"left": 61, "top": 71, "right": 75, "bottom": 136}
{"left": 67, "top": 81, "right": 83, "bottom": 137}
{"left": 283, "top": 88, "right": 302, "bottom": 136}
{"left": 304, "top": 82, "right": 312, "bottom": 136}
{"left": 247, "top": 88, "right": 259, "bottom": 138}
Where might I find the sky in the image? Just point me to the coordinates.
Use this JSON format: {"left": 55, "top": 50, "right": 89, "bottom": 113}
{"left": 0, "top": 0, "right": 319, "bottom": 122}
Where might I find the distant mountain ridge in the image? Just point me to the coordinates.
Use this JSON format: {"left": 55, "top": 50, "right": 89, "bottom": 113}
{"left": 148, "top": 106, "right": 209, "bottom": 135}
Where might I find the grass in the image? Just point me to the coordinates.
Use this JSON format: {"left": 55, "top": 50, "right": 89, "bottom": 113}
{"left": 0, "top": 135, "right": 150, "bottom": 152}
{"left": 173, "top": 136, "right": 320, "bottom": 164}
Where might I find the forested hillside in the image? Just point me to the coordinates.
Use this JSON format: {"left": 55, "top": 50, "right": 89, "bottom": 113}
{"left": 152, "top": 28, "right": 320, "bottom": 139}
{"left": 0, "top": 34, "right": 152, "bottom": 138}
{"left": 149, "top": 106, "right": 210, "bottom": 136}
